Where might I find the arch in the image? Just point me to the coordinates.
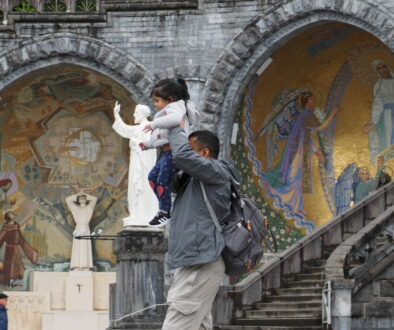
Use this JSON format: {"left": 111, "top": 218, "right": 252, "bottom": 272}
{"left": 0, "top": 33, "right": 154, "bottom": 104}
{"left": 153, "top": 63, "right": 210, "bottom": 82}
{"left": 199, "top": 0, "right": 394, "bottom": 158}
{"left": 153, "top": 63, "right": 211, "bottom": 109}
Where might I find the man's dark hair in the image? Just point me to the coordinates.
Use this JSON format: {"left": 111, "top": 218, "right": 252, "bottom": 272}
{"left": 189, "top": 130, "right": 220, "bottom": 159}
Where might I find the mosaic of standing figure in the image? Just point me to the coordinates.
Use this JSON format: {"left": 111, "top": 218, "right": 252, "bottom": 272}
{"left": 365, "top": 60, "right": 394, "bottom": 162}
{"left": 0, "top": 64, "right": 136, "bottom": 290}
{"left": 234, "top": 23, "right": 394, "bottom": 243}
{"left": 0, "top": 211, "right": 38, "bottom": 287}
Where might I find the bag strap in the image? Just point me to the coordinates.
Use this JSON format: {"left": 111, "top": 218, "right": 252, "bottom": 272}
{"left": 229, "top": 176, "right": 242, "bottom": 199}
{"left": 221, "top": 164, "right": 242, "bottom": 200}
{"left": 199, "top": 181, "right": 222, "bottom": 233}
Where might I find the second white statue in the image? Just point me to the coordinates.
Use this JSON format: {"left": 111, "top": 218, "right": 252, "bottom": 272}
{"left": 66, "top": 191, "right": 97, "bottom": 271}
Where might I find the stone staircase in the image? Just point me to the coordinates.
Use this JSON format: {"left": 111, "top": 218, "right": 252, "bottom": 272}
{"left": 213, "top": 182, "right": 394, "bottom": 330}
{"left": 215, "top": 259, "right": 326, "bottom": 330}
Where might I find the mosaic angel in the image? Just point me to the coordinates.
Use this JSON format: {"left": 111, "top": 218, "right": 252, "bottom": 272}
{"left": 255, "top": 90, "right": 340, "bottom": 217}
{"left": 335, "top": 156, "right": 384, "bottom": 216}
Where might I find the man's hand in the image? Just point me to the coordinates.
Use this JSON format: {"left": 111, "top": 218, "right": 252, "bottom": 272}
{"left": 139, "top": 142, "right": 147, "bottom": 151}
{"left": 114, "top": 101, "right": 121, "bottom": 114}
{"left": 143, "top": 124, "right": 153, "bottom": 132}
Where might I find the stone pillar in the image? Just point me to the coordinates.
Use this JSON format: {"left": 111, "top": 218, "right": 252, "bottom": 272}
{"left": 108, "top": 227, "right": 168, "bottom": 330}
{"left": 331, "top": 279, "right": 355, "bottom": 330}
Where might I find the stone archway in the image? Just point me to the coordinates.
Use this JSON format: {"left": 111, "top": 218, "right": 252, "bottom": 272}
{"left": 0, "top": 36, "right": 156, "bottom": 276}
{"left": 153, "top": 63, "right": 211, "bottom": 109}
{"left": 199, "top": 0, "right": 394, "bottom": 158}
{"left": 0, "top": 32, "right": 154, "bottom": 104}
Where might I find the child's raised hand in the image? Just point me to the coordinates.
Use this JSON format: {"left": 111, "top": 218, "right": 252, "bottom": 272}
{"left": 139, "top": 142, "right": 147, "bottom": 151}
{"left": 143, "top": 124, "right": 153, "bottom": 132}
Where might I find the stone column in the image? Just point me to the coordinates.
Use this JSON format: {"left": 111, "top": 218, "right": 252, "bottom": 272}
{"left": 331, "top": 279, "right": 355, "bottom": 330}
{"left": 108, "top": 227, "right": 168, "bottom": 330}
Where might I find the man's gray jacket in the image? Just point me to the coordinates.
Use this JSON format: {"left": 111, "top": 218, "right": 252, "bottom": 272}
{"left": 167, "top": 127, "right": 240, "bottom": 269}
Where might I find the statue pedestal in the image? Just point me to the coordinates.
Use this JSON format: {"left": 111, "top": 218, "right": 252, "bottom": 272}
{"left": 122, "top": 215, "right": 149, "bottom": 227}
{"left": 42, "top": 311, "right": 108, "bottom": 330}
{"left": 32, "top": 271, "right": 115, "bottom": 330}
{"left": 65, "top": 270, "right": 94, "bottom": 311}
{"left": 108, "top": 227, "right": 168, "bottom": 330}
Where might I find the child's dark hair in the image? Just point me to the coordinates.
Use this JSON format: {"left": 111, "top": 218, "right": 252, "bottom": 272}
{"left": 151, "top": 78, "right": 190, "bottom": 103}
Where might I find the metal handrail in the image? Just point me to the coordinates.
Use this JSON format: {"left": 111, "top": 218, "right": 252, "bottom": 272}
{"left": 75, "top": 234, "right": 119, "bottom": 240}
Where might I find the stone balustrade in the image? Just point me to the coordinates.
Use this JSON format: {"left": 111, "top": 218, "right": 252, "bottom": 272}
{"left": 0, "top": 0, "right": 198, "bottom": 16}
{"left": 0, "top": 0, "right": 198, "bottom": 26}
{"left": 0, "top": 0, "right": 98, "bottom": 14}
{"left": 325, "top": 205, "right": 394, "bottom": 281}
{"left": 213, "top": 181, "right": 394, "bottom": 325}
{"left": 323, "top": 202, "right": 394, "bottom": 329}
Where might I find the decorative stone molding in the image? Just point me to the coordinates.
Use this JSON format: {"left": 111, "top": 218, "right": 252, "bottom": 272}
{"left": 153, "top": 63, "right": 210, "bottom": 113}
{"left": 101, "top": 0, "right": 198, "bottom": 11}
{"left": 0, "top": 33, "right": 154, "bottom": 104}
{"left": 200, "top": 0, "right": 394, "bottom": 158}
{"left": 153, "top": 63, "right": 209, "bottom": 83}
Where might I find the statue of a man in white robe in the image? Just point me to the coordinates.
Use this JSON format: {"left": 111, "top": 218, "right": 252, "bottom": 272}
{"left": 66, "top": 191, "right": 97, "bottom": 271}
{"left": 113, "top": 103, "right": 158, "bottom": 226}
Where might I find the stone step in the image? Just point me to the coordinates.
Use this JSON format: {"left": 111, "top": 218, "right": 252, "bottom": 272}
{"left": 245, "top": 308, "right": 321, "bottom": 319}
{"left": 303, "top": 266, "right": 324, "bottom": 274}
{"left": 214, "top": 326, "right": 323, "bottom": 330}
{"left": 236, "top": 317, "right": 322, "bottom": 327}
{"left": 274, "top": 287, "right": 321, "bottom": 295}
{"left": 255, "top": 301, "right": 322, "bottom": 310}
{"left": 285, "top": 280, "right": 322, "bottom": 288}
{"left": 304, "top": 259, "right": 327, "bottom": 267}
{"left": 294, "top": 273, "right": 323, "bottom": 281}
{"left": 263, "top": 294, "right": 321, "bottom": 303}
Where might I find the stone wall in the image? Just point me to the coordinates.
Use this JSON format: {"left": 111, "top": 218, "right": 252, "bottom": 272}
{"left": 352, "top": 260, "right": 394, "bottom": 329}
{"left": 0, "top": 1, "right": 394, "bottom": 142}
{"left": 0, "top": 0, "right": 394, "bottom": 281}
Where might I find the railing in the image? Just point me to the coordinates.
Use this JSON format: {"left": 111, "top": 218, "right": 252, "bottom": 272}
{"left": 0, "top": 0, "right": 199, "bottom": 25}
{"left": 213, "top": 181, "right": 394, "bottom": 325}
{"left": 322, "top": 280, "right": 332, "bottom": 326}
{"left": 322, "top": 203, "right": 394, "bottom": 330}
{"left": 325, "top": 204, "right": 394, "bottom": 282}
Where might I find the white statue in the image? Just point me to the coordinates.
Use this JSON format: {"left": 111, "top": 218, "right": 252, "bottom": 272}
{"left": 112, "top": 102, "right": 158, "bottom": 226}
{"left": 66, "top": 191, "right": 97, "bottom": 271}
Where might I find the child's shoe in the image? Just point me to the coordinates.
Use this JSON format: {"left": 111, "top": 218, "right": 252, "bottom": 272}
{"left": 149, "top": 211, "right": 170, "bottom": 227}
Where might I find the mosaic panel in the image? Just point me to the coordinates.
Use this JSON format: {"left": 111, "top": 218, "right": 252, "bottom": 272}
{"left": 0, "top": 64, "right": 137, "bottom": 290}
{"left": 233, "top": 22, "right": 394, "bottom": 245}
